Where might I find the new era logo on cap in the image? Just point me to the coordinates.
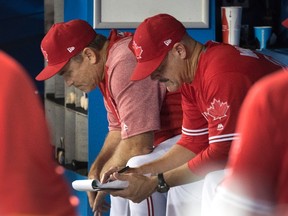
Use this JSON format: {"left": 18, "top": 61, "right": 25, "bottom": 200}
{"left": 164, "top": 39, "right": 172, "bottom": 46}
{"left": 67, "top": 46, "right": 75, "bottom": 53}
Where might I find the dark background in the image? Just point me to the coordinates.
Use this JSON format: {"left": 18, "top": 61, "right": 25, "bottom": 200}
{"left": 0, "top": 0, "right": 45, "bottom": 96}
{"left": 216, "top": 0, "right": 288, "bottom": 49}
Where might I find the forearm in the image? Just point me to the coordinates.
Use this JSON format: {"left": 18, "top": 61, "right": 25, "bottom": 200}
{"left": 164, "top": 163, "right": 203, "bottom": 187}
{"left": 100, "top": 131, "right": 155, "bottom": 177}
{"left": 139, "top": 144, "right": 196, "bottom": 175}
{"left": 88, "top": 130, "right": 121, "bottom": 179}
{"left": 188, "top": 142, "right": 231, "bottom": 176}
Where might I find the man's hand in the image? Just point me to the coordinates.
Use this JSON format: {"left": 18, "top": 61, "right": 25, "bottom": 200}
{"left": 90, "top": 191, "right": 110, "bottom": 216}
{"left": 109, "top": 172, "right": 157, "bottom": 203}
{"left": 87, "top": 169, "right": 101, "bottom": 213}
{"left": 87, "top": 190, "right": 97, "bottom": 210}
{"left": 100, "top": 166, "right": 140, "bottom": 183}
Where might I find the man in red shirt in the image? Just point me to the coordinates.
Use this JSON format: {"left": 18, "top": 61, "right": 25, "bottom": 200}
{"left": 210, "top": 18, "right": 288, "bottom": 216}
{"left": 0, "top": 51, "right": 77, "bottom": 216}
{"left": 36, "top": 19, "right": 182, "bottom": 215}
{"left": 106, "top": 14, "right": 285, "bottom": 215}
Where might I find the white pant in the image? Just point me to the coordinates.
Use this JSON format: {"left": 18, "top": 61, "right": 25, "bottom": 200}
{"left": 109, "top": 135, "right": 181, "bottom": 216}
{"left": 166, "top": 180, "right": 204, "bottom": 216}
{"left": 201, "top": 169, "right": 226, "bottom": 216}
{"left": 166, "top": 169, "right": 226, "bottom": 216}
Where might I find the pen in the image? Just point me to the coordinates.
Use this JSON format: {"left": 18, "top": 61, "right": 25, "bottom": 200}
{"left": 118, "top": 166, "right": 130, "bottom": 173}
{"left": 106, "top": 166, "right": 130, "bottom": 183}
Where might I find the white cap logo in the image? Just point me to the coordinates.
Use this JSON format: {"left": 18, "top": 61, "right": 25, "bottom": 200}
{"left": 164, "top": 39, "right": 172, "bottom": 46}
{"left": 67, "top": 46, "right": 75, "bottom": 53}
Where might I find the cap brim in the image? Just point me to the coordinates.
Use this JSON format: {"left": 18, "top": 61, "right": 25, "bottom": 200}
{"left": 282, "top": 18, "right": 288, "bottom": 28}
{"left": 131, "top": 52, "right": 167, "bottom": 81}
{"left": 36, "top": 61, "right": 68, "bottom": 81}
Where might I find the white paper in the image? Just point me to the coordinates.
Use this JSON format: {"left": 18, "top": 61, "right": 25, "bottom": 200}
{"left": 72, "top": 179, "right": 129, "bottom": 192}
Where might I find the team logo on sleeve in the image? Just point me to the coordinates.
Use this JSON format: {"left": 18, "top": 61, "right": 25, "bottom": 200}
{"left": 204, "top": 98, "right": 230, "bottom": 121}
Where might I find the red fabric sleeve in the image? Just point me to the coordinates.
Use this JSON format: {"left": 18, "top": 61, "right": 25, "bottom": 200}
{"left": 181, "top": 72, "right": 249, "bottom": 176}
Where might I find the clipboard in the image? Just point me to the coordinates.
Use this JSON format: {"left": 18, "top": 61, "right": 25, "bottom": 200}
{"left": 72, "top": 179, "right": 129, "bottom": 192}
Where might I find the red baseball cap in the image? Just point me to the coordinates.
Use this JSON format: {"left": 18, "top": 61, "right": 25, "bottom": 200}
{"left": 36, "top": 19, "right": 97, "bottom": 81}
{"left": 282, "top": 18, "right": 288, "bottom": 28}
{"left": 130, "top": 14, "right": 186, "bottom": 81}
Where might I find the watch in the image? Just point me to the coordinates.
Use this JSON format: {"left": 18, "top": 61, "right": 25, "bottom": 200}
{"left": 156, "top": 173, "right": 170, "bottom": 193}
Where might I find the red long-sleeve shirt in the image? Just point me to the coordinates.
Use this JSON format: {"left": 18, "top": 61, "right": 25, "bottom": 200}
{"left": 177, "top": 41, "right": 284, "bottom": 176}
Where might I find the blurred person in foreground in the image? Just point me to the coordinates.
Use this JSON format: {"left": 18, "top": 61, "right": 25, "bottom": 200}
{"left": 211, "top": 67, "right": 288, "bottom": 216}
{"left": 103, "top": 13, "right": 285, "bottom": 216}
{"left": 35, "top": 19, "right": 182, "bottom": 216}
{"left": 0, "top": 51, "right": 77, "bottom": 216}
{"left": 210, "top": 18, "right": 288, "bottom": 216}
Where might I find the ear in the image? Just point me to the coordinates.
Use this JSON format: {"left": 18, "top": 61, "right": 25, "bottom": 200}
{"left": 173, "top": 42, "right": 187, "bottom": 59}
{"left": 82, "top": 47, "right": 97, "bottom": 64}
